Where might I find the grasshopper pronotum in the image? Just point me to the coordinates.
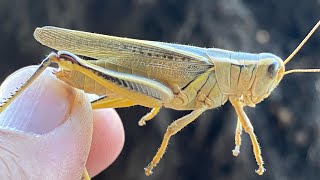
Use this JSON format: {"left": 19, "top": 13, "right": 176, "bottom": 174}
{"left": 0, "top": 21, "right": 320, "bottom": 179}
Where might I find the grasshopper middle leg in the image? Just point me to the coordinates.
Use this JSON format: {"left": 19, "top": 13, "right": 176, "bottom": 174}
{"left": 138, "top": 107, "right": 161, "bottom": 126}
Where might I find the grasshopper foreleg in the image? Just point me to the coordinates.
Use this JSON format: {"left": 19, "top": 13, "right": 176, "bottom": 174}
{"left": 232, "top": 118, "right": 243, "bottom": 156}
{"left": 144, "top": 107, "right": 206, "bottom": 176}
{"left": 229, "top": 97, "right": 265, "bottom": 175}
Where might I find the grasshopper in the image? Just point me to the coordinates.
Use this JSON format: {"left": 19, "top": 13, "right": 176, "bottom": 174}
{"left": 0, "top": 21, "right": 320, "bottom": 179}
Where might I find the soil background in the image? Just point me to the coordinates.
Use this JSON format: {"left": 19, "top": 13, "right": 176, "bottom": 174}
{"left": 0, "top": 0, "right": 320, "bottom": 180}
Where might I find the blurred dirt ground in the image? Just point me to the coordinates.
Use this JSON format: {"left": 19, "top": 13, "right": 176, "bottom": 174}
{"left": 0, "top": 0, "right": 320, "bottom": 180}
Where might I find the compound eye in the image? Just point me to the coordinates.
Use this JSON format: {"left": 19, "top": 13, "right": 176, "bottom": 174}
{"left": 267, "top": 61, "right": 279, "bottom": 79}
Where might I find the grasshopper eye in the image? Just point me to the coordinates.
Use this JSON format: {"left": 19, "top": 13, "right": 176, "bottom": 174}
{"left": 267, "top": 61, "right": 279, "bottom": 78}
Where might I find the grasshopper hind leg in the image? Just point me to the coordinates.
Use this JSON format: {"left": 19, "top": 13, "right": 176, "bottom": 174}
{"left": 82, "top": 168, "right": 90, "bottom": 180}
{"left": 0, "top": 53, "right": 54, "bottom": 113}
{"left": 91, "top": 96, "right": 161, "bottom": 126}
{"left": 144, "top": 107, "right": 206, "bottom": 176}
{"left": 91, "top": 96, "right": 137, "bottom": 109}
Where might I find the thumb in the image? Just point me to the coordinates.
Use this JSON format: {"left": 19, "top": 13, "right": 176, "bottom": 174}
{"left": 0, "top": 66, "right": 93, "bottom": 179}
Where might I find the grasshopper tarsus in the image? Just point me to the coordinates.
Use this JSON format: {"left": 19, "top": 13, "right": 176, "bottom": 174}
{"left": 256, "top": 167, "right": 266, "bottom": 175}
{"left": 144, "top": 167, "right": 153, "bottom": 176}
{"left": 138, "top": 119, "right": 146, "bottom": 126}
{"left": 232, "top": 146, "right": 240, "bottom": 156}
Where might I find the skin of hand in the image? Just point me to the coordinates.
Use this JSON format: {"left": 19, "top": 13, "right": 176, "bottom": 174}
{"left": 0, "top": 66, "right": 125, "bottom": 179}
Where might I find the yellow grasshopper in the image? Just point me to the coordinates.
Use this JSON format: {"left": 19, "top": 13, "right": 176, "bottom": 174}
{"left": 0, "top": 21, "right": 320, "bottom": 179}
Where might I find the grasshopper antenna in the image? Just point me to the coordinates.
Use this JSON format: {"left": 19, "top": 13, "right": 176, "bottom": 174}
{"left": 284, "top": 20, "right": 320, "bottom": 75}
{"left": 284, "top": 20, "right": 320, "bottom": 65}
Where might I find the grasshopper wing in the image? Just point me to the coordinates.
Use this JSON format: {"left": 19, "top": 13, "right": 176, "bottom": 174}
{"left": 34, "top": 27, "right": 213, "bottom": 85}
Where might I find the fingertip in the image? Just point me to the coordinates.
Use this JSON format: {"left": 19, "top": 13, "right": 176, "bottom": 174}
{"left": 0, "top": 66, "right": 94, "bottom": 179}
{"left": 86, "top": 108, "right": 124, "bottom": 177}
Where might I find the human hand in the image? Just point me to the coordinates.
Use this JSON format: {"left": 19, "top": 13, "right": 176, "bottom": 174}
{"left": 0, "top": 66, "right": 124, "bottom": 179}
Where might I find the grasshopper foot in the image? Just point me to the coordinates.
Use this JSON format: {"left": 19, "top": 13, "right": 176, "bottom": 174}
{"left": 232, "top": 146, "right": 240, "bottom": 156}
{"left": 144, "top": 166, "right": 153, "bottom": 176}
{"left": 255, "top": 166, "right": 266, "bottom": 175}
{"left": 138, "top": 118, "right": 146, "bottom": 126}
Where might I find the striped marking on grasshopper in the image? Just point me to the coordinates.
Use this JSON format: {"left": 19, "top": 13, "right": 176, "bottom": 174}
{"left": 0, "top": 21, "right": 320, "bottom": 178}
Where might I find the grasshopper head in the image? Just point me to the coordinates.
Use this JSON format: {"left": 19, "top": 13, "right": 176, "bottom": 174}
{"left": 249, "top": 53, "right": 285, "bottom": 104}
{"left": 247, "top": 20, "right": 320, "bottom": 106}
